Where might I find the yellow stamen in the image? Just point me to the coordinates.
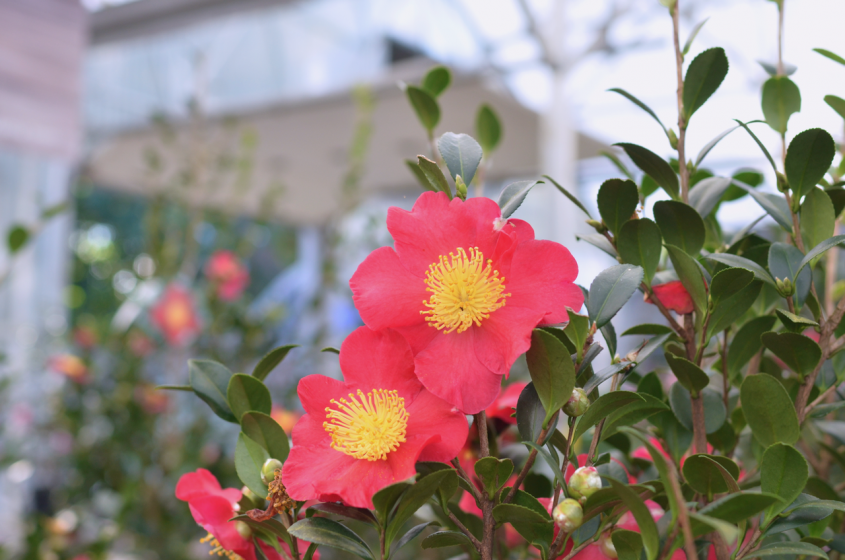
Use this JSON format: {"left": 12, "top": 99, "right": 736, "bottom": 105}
{"left": 200, "top": 533, "right": 244, "bottom": 560}
{"left": 323, "top": 389, "right": 408, "bottom": 461}
{"left": 421, "top": 247, "right": 510, "bottom": 333}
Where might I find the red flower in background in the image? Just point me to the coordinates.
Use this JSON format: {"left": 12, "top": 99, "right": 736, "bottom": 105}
{"left": 72, "top": 325, "right": 98, "bottom": 349}
{"left": 205, "top": 250, "right": 250, "bottom": 301}
{"left": 49, "top": 354, "right": 89, "bottom": 384}
{"left": 150, "top": 284, "right": 201, "bottom": 346}
{"left": 486, "top": 382, "right": 526, "bottom": 425}
{"left": 135, "top": 384, "right": 169, "bottom": 414}
{"left": 645, "top": 281, "right": 694, "bottom": 315}
{"left": 283, "top": 326, "right": 468, "bottom": 509}
{"left": 271, "top": 405, "right": 300, "bottom": 435}
{"left": 176, "top": 469, "right": 314, "bottom": 560}
{"left": 350, "top": 192, "right": 583, "bottom": 414}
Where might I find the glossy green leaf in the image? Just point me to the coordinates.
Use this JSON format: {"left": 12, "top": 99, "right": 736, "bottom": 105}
{"left": 768, "top": 494, "right": 836, "bottom": 534}
{"left": 602, "top": 393, "right": 668, "bottom": 438}
{"left": 731, "top": 179, "right": 793, "bottom": 231}
{"left": 582, "top": 362, "right": 630, "bottom": 395}
{"left": 689, "top": 176, "right": 732, "bottom": 217}
{"left": 598, "top": 178, "right": 639, "bottom": 235}
{"left": 474, "top": 457, "right": 514, "bottom": 499}
{"left": 516, "top": 383, "right": 558, "bottom": 444}
{"left": 775, "top": 309, "right": 818, "bottom": 333}
{"left": 252, "top": 345, "right": 298, "bottom": 382}
{"left": 307, "top": 503, "right": 377, "bottom": 525}
{"left": 476, "top": 104, "right": 502, "bottom": 154}
{"left": 728, "top": 316, "right": 777, "bottom": 375}
{"left": 372, "top": 482, "right": 410, "bottom": 524}
{"left": 761, "top": 76, "right": 801, "bottom": 134}
{"left": 422, "top": 66, "right": 451, "bottom": 97}
{"left": 665, "top": 353, "right": 710, "bottom": 396}
{"left": 612, "top": 530, "right": 643, "bottom": 560}
{"left": 421, "top": 531, "right": 471, "bottom": 549}
{"left": 386, "top": 469, "right": 456, "bottom": 549}
{"left": 498, "top": 180, "right": 542, "bottom": 219}
{"left": 682, "top": 454, "right": 739, "bottom": 496}
{"left": 406, "top": 86, "right": 440, "bottom": 133}
{"left": 762, "top": 443, "right": 810, "bottom": 524}
{"left": 707, "top": 279, "right": 762, "bottom": 337}
{"left": 665, "top": 245, "right": 707, "bottom": 316}
{"left": 416, "top": 155, "right": 451, "bottom": 197}
{"left": 587, "top": 264, "right": 644, "bottom": 329}
{"left": 706, "top": 253, "right": 774, "bottom": 286}
{"left": 563, "top": 312, "right": 590, "bottom": 361}
{"left": 406, "top": 159, "right": 436, "bottom": 192}
{"left": 769, "top": 242, "right": 812, "bottom": 305}
{"left": 543, "top": 175, "right": 594, "bottom": 219}
{"left": 492, "top": 504, "right": 554, "bottom": 550}
{"left": 734, "top": 119, "right": 779, "bottom": 176}
{"left": 699, "top": 492, "right": 782, "bottom": 524}
{"left": 437, "top": 132, "right": 483, "bottom": 185}
{"left": 794, "top": 234, "right": 845, "bottom": 280}
{"left": 785, "top": 128, "right": 836, "bottom": 199}
{"left": 622, "top": 324, "right": 673, "bottom": 336}
{"left": 241, "top": 412, "right": 290, "bottom": 462}
{"left": 189, "top": 359, "right": 236, "bottom": 423}
{"left": 615, "top": 143, "right": 679, "bottom": 199}
{"left": 7, "top": 225, "right": 29, "bottom": 253}
{"left": 228, "top": 373, "right": 272, "bottom": 421}
{"left": 801, "top": 189, "right": 835, "bottom": 255}
{"left": 573, "top": 391, "right": 643, "bottom": 443}
{"left": 761, "top": 331, "right": 822, "bottom": 377}
{"left": 617, "top": 219, "right": 662, "bottom": 284}
{"left": 526, "top": 329, "right": 576, "bottom": 426}
{"left": 746, "top": 541, "right": 828, "bottom": 559}
{"left": 288, "top": 517, "right": 374, "bottom": 560}
{"left": 741, "top": 375, "right": 800, "bottom": 447}
{"left": 608, "top": 478, "right": 659, "bottom": 560}
{"left": 814, "top": 48, "right": 845, "bottom": 66}
{"left": 235, "top": 432, "right": 270, "bottom": 498}
{"left": 577, "top": 233, "right": 618, "bottom": 257}
{"left": 824, "top": 95, "right": 845, "bottom": 120}
{"left": 670, "top": 385, "right": 725, "bottom": 434}
{"left": 710, "top": 267, "right": 754, "bottom": 304}
{"left": 683, "top": 47, "right": 729, "bottom": 119}
{"left": 391, "top": 521, "right": 437, "bottom": 555}
{"left": 608, "top": 88, "right": 667, "bottom": 135}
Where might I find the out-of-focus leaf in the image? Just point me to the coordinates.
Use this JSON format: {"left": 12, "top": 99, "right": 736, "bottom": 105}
{"left": 437, "top": 132, "right": 483, "bottom": 185}
{"left": 422, "top": 66, "right": 451, "bottom": 97}
{"left": 761, "top": 76, "right": 801, "bottom": 134}
{"left": 252, "top": 344, "right": 298, "bottom": 381}
{"left": 785, "top": 128, "right": 836, "bottom": 199}
{"left": 406, "top": 86, "right": 440, "bottom": 133}
{"left": 476, "top": 104, "right": 502, "bottom": 155}
{"left": 741, "top": 376, "right": 800, "bottom": 447}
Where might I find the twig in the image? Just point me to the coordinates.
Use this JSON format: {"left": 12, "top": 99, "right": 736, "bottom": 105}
{"left": 668, "top": 466, "right": 698, "bottom": 560}
{"left": 451, "top": 458, "right": 483, "bottom": 503}
{"left": 642, "top": 282, "right": 687, "bottom": 338}
{"left": 671, "top": 0, "right": 689, "bottom": 203}
{"left": 474, "top": 411, "right": 494, "bottom": 560}
{"left": 447, "top": 511, "right": 483, "bottom": 550}
{"left": 504, "top": 412, "right": 559, "bottom": 504}
{"left": 805, "top": 383, "right": 842, "bottom": 417}
{"left": 721, "top": 330, "right": 730, "bottom": 411}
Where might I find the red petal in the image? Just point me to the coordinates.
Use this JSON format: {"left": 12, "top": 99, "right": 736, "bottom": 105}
{"left": 646, "top": 281, "right": 694, "bottom": 314}
{"left": 339, "top": 327, "right": 422, "bottom": 401}
{"left": 350, "top": 246, "right": 427, "bottom": 330}
{"left": 405, "top": 389, "right": 468, "bottom": 462}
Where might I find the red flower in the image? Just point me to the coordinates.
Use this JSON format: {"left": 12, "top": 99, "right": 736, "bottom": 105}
{"left": 271, "top": 405, "right": 300, "bottom": 435}
{"left": 49, "top": 354, "right": 89, "bottom": 384}
{"left": 350, "top": 192, "right": 582, "bottom": 413}
{"left": 150, "top": 284, "right": 201, "bottom": 346}
{"left": 176, "top": 469, "right": 314, "bottom": 560}
{"left": 645, "top": 281, "right": 694, "bottom": 314}
{"left": 135, "top": 384, "right": 169, "bottom": 414}
{"left": 486, "top": 382, "right": 526, "bottom": 424}
{"left": 206, "top": 250, "right": 250, "bottom": 301}
{"left": 283, "top": 326, "right": 468, "bottom": 509}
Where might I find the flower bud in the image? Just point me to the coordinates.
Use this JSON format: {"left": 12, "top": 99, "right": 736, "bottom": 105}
{"left": 455, "top": 175, "right": 468, "bottom": 200}
{"left": 261, "top": 458, "right": 283, "bottom": 484}
{"left": 235, "top": 521, "right": 253, "bottom": 539}
{"left": 776, "top": 171, "right": 789, "bottom": 193}
{"left": 586, "top": 219, "right": 607, "bottom": 234}
{"left": 568, "top": 466, "right": 602, "bottom": 502}
{"left": 667, "top": 128, "right": 678, "bottom": 150}
{"left": 563, "top": 388, "right": 590, "bottom": 417}
{"left": 599, "top": 532, "right": 618, "bottom": 559}
{"left": 775, "top": 277, "right": 795, "bottom": 297}
{"left": 553, "top": 498, "right": 584, "bottom": 533}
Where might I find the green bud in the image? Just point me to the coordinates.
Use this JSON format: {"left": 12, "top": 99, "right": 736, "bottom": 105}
{"left": 775, "top": 277, "right": 795, "bottom": 297}
{"left": 563, "top": 388, "right": 590, "bottom": 417}
{"left": 667, "top": 128, "right": 678, "bottom": 150}
{"left": 586, "top": 219, "right": 607, "bottom": 234}
{"left": 553, "top": 498, "right": 584, "bottom": 532}
{"left": 261, "top": 458, "right": 283, "bottom": 484}
{"left": 235, "top": 521, "right": 253, "bottom": 539}
{"left": 568, "top": 466, "right": 602, "bottom": 502}
{"left": 776, "top": 172, "right": 789, "bottom": 193}
{"left": 455, "top": 175, "right": 468, "bottom": 200}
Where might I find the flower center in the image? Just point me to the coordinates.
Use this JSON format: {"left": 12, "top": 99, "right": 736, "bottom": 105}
{"left": 421, "top": 247, "right": 510, "bottom": 334}
{"left": 323, "top": 389, "right": 408, "bottom": 461}
{"left": 200, "top": 533, "right": 243, "bottom": 560}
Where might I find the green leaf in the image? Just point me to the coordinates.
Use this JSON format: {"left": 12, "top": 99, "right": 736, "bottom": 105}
{"left": 608, "top": 478, "right": 659, "bottom": 560}
{"left": 706, "top": 253, "right": 774, "bottom": 286}
{"left": 620, "top": 428, "right": 681, "bottom": 522}
{"left": 563, "top": 312, "right": 590, "bottom": 361}
{"left": 683, "top": 47, "right": 729, "bottom": 119}
{"left": 235, "top": 432, "right": 270, "bottom": 498}
{"left": 416, "top": 155, "right": 451, "bottom": 198}
{"left": 386, "top": 469, "right": 457, "bottom": 549}
{"left": 761, "top": 331, "right": 822, "bottom": 377}
{"left": 612, "top": 530, "right": 643, "bottom": 560}
{"left": 405, "top": 160, "right": 436, "bottom": 192}
{"left": 761, "top": 76, "right": 801, "bottom": 134}
{"left": 476, "top": 104, "right": 502, "bottom": 155}
{"left": 695, "top": 123, "right": 749, "bottom": 168}
{"left": 785, "top": 128, "right": 836, "bottom": 199}
{"left": 608, "top": 88, "right": 667, "bottom": 135}
{"left": 785, "top": 499, "right": 845, "bottom": 515}
{"left": 228, "top": 373, "right": 272, "bottom": 421}
{"left": 422, "top": 66, "right": 451, "bottom": 97}
{"left": 598, "top": 179, "right": 639, "bottom": 235}
{"left": 746, "top": 542, "right": 828, "bottom": 559}
{"left": 474, "top": 457, "right": 514, "bottom": 499}
{"left": 577, "top": 233, "right": 618, "bottom": 258}
{"left": 602, "top": 393, "right": 669, "bottom": 438}
{"left": 622, "top": 324, "right": 673, "bottom": 336}
{"left": 406, "top": 86, "right": 440, "bottom": 133}
{"left": 682, "top": 454, "right": 739, "bottom": 496}
{"left": 731, "top": 179, "right": 793, "bottom": 232}
{"left": 682, "top": 18, "right": 709, "bottom": 56}
{"left": 801, "top": 189, "right": 835, "bottom": 254}
{"left": 156, "top": 385, "right": 193, "bottom": 392}
{"left": 768, "top": 494, "right": 836, "bottom": 534}
{"left": 516, "top": 383, "right": 557, "bottom": 444}
{"left": 689, "top": 177, "right": 732, "bottom": 217}
{"left": 699, "top": 492, "right": 783, "bottom": 524}
{"left": 252, "top": 344, "right": 298, "bottom": 381}
{"left": 492, "top": 504, "right": 554, "bottom": 550}
{"left": 814, "top": 48, "right": 845, "bottom": 66}
{"left": 288, "top": 517, "right": 374, "bottom": 560}
{"left": 707, "top": 279, "right": 762, "bottom": 337}
{"left": 543, "top": 175, "right": 593, "bottom": 219}
{"left": 728, "top": 316, "right": 777, "bottom": 375}
{"left": 617, "top": 219, "right": 662, "bottom": 284}
{"left": 241, "top": 412, "right": 290, "bottom": 462}
{"left": 775, "top": 309, "right": 818, "bottom": 333}
{"left": 794, "top": 234, "right": 845, "bottom": 280}
{"left": 498, "top": 180, "right": 542, "bottom": 219}
{"left": 189, "top": 359, "right": 236, "bottom": 423}
{"left": 421, "top": 531, "right": 471, "bottom": 549}
{"left": 688, "top": 513, "right": 738, "bottom": 545}
{"left": 391, "top": 521, "right": 437, "bottom": 556}
{"left": 372, "top": 482, "right": 410, "bottom": 525}
{"left": 573, "top": 392, "right": 644, "bottom": 443}
{"left": 320, "top": 346, "right": 340, "bottom": 354}
{"left": 437, "top": 132, "right": 483, "bottom": 186}
{"left": 740, "top": 375, "right": 800, "bottom": 447}
{"left": 7, "top": 225, "right": 29, "bottom": 253}
{"left": 665, "top": 245, "right": 707, "bottom": 317}
{"left": 582, "top": 362, "right": 630, "bottom": 395}
{"left": 40, "top": 201, "right": 68, "bottom": 220}
{"left": 587, "top": 264, "right": 644, "bottom": 329}
{"left": 710, "top": 267, "right": 754, "bottom": 305}
{"left": 769, "top": 242, "right": 812, "bottom": 305}
{"left": 615, "top": 143, "right": 679, "bottom": 199}
{"left": 526, "top": 329, "right": 576, "bottom": 426}
{"left": 670, "top": 385, "right": 725, "bottom": 434}
{"left": 307, "top": 503, "right": 377, "bottom": 525}
{"left": 665, "top": 353, "right": 710, "bottom": 396}
{"left": 824, "top": 95, "right": 845, "bottom": 120}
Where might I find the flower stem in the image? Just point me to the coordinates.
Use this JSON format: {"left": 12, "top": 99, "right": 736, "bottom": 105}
{"left": 671, "top": 0, "right": 689, "bottom": 203}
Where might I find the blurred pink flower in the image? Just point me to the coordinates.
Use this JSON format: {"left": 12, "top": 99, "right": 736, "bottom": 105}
{"left": 271, "top": 405, "right": 300, "bottom": 435}
{"left": 205, "top": 250, "right": 250, "bottom": 301}
{"left": 150, "top": 284, "right": 201, "bottom": 346}
{"left": 49, "top": 354, "right": 89, "bottom": 384}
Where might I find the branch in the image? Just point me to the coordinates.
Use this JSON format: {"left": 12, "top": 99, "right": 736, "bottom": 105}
{"left": 671, "top": 0, "right": 689, "bottom": 203}
{"left": 805, "top": 383, "right": 842, "bottom": 417}
{"left": 451, "top": 458, "right": 483, "bottom": 503}
{"left": 642, "top": 282, "right": 686, "bottom": 338}
{"left": 447, "top": 511, "right": 483, "bottom": 551}
{"left": 504, "top": 412, "right": 559, "bottom": 504}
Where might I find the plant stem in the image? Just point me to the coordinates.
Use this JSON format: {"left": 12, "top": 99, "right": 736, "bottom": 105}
{"left": 447, "top": 511, "right": 483, "bottom": 550}
{"left": 642, "top": 282, "right": 686, "bottom": 337}
{"left": 474, "top": 411, "right": 494, "bottom": 560}
{"left": 505, "top": 412, "right": 559, "bottom": 504}
{"left": 777, "top": 0, "right": 785, "bottom": 77}
{"left": 671, "top": 0, "right": 689, "bottom": 203}
{"left": 691, "top": 392, "right": 708, "bottom": 453}
{"left": 722, "top": 330, "right": 730, "bottom": 411}
{"left": 668, "top": 465, "right": 699, "bottom": 560}
{"left": 451, "top": 458, "right": 483, "bottom": 503}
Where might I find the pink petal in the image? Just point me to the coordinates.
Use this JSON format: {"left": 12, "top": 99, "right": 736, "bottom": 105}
{"left": 350, "top": 247, "right": 428, "bottom": 330}
{"left": 405, "top": 389, "right": 468, "bottom": 462}
{"left": 339, "top": 327, "right": 422, "bottom": 400}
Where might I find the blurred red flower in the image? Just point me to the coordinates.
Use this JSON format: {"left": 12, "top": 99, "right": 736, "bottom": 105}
{"left": 49, "top": 354, "right": 89, "bottom": 384}
{"left": 205, "top": 250, "right": 250, "bottom": 301}
{"left": 150, "top": 284, "right": 201, "bottom": 346}
{"left": 271, "top": 405, "right": 300, "bottom": 435}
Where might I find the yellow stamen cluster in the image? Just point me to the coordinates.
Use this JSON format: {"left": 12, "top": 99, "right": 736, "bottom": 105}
{"left": 200, "top": 533, "right": 244, "bottom": 560}
{"left": 421, "top": 247, "right": 509, "bottom": 333}
{"left": 267, "top": 468, "right": 295, "bottom": 514}
{"left": 323, "top": 389, "right": 408, "bottom": 461}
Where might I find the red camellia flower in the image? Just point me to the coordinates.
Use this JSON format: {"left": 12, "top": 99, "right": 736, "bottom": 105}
{"left": 283, "top": 326, "right": 468, "bottom": 508}
{"left": 205, "top": 250, "right": 250, "bottom": 301}
{"left": 645, "top": 281, "right": 694, "bottom": 315}
{"left": 49, "top": 354, "right": 89, "bottom": 384}
{"left": 176, "top": 469, "right": 314, "bottom": 560}
{"left": 486, "top": 382, "right": 526, "bottom": 425}
{"left": 271, "top": 405, "right": 300, "bottom": 435}
{"left": 350, "top": 192, "right": 582, "bottom": 413}
{"left": 150, "top": 284, "right": 201, "bottom": 346}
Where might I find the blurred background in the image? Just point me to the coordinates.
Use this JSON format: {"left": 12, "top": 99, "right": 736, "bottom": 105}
{"left": 0, "top": 0, "right": 842, "bottom": 557}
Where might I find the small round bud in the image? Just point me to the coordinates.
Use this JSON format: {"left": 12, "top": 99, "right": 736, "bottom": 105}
{"left": 568, "top": 466, "right": 602, "bottom": 502}
{"left": 235, "top": 521, "right": 253, "bottom": 539}
{"left": 586, "top": 219, "right": 607, "bottom": 234}
{"left": 261, "top": 458, "right": 283, "bottom": 484}
{"left": 553, "top": 498, "right": 584, "bottom": 532}
{"left": 599, "top": 532, "right": 618, "bottom": 559}
{"left": 667, "top": 128, "right": 678, "bottom": 150}
{"left": 563, "top": 388, "right": 590, "bottom": 417}
{"left": 776, "top": 171, "right": 789, "bottom": 193}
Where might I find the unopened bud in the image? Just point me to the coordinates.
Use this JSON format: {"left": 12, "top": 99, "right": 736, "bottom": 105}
{"left": 776, "top": 172, "right": 789, "bottom": 193}
{"left": 563, "top": 388, "right": 590, "bottom": 417}
{"left": 553, "top": 498, "right": 584, "bottom": 533}
{"left": 599, "top": 532, "right": 618, "bottom": 559}
{"left": 455, "top": 175, "right": 468, "bottom": 200}
{"left": 235, "top": 521, "right": 253, "bottom": 539}
{"left": 568, "top": 466, "right": 602, "bottom": 502}
{"left": 775, "top": 277, "right": 795, "bottom": 297}
{"left": 261, "top": 458, "right": 283, "bottom": 484}
{"left": 667, "top": 128, "right": 678, "bottom": 150}
{"left": 586, "top": 219, "right": 607, "bottom": 234}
